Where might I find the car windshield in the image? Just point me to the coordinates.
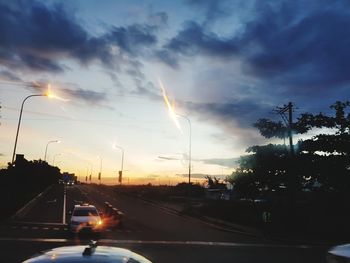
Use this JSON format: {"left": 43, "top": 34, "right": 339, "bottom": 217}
{"left": 73, "top": 209, "right": 98, "bottom": 217}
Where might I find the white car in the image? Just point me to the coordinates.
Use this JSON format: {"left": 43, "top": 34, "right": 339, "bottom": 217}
{"left": 327, "top": 243, "right": 350, "bottom": 263}
{"left": 23, "top": 241, "right": 152, "bottom": 262}
{"left": 69, "top": 204, "right": 103, "bottom": 233}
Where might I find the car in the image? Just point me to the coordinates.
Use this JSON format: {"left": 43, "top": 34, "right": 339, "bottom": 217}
{"left": 327, "top": 243, "right": 350, "bottom": 263}
{"left": 66, "top": 180, "right": 75, "bottom": 186}
{"left": 69, "top": 204, "right": 103, "bottom": 233}
{"left": 23, "top": 241, "right": 152, "bottom": 262}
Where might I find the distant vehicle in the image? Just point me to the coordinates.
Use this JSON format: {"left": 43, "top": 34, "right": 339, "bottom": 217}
{"left": 23, "top": 241, "right": 152, "bottom": 262}
{"left": 67, "top": 180, "right": 74, "bottom": 186}
{"left": 327, "top": 243, "right": 350, "bottom": 263}
{"left": 69, "top": 204, "right": 103, "bottom": 233}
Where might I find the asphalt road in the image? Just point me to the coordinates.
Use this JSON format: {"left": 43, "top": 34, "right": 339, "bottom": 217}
{"left": 1, "top": 184, "right": 331, "bottom": 262}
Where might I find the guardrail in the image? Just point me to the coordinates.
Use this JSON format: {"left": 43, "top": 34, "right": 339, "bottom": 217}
{"left": 103, "top": 201, "right": 124, "bottom": 227}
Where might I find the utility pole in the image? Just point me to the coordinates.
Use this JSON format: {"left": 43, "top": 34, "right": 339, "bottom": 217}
{"left": 274, "top": 102, "right": 294, "bottom": 155}
{"left": 287, "top": 102, "right": 294, "bottom": 155}
{"left": 275, "top": 102, "right": 296, "bottom": 214}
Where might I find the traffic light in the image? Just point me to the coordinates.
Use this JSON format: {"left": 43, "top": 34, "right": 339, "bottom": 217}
{"left": 98, "top": 172, "right": 101, "bottom": 180}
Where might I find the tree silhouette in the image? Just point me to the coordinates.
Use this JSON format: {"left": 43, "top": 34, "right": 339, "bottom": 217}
{"left": 230, "top": 101, "right": 350, "bottom": 200}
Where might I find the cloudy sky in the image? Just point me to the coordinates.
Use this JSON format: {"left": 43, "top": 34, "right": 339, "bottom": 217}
{"left": 0, "top": 0, "right": 349, "bottom": 184}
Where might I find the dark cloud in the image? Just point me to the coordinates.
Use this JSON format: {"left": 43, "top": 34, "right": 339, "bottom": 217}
{"left": 160, "top": 21, "right": 238, "bottom": 61}
{"left": 28, "top": 81, "right": 107, "bottom": 105}
{"left": 0, "top": 1, "right": 87, "bottom": 72}
{"left": 185, "top": 99, "right": 272, "bottom": 129}
{"left": 132, "top": 81, "right": 162, "bottom": 101}
{"left": 0, "top": 70, "right": 21, "bottom": 81}
{"left": 242, "top": 1, "right": 350, "bottom": 89}
{"left": 176, "top": 99, "right": 271, "bottom": 150}
{"left": 18, "top": 54, "right": 64, "bottom": 72}
{"left": 61, "top": 88, "right": 107, "bottom": 105}
{"left": 160, "top": 0, "right": 350, "bottom": 90}
{"left": 198, "top": 157, "right": 240, "bottom": 168}
{"left": 186, "top": 0, "right": 231, "bottom": 24}
{"left": 158, "top": 156, "right": 180, "bottom": 161}
{"left": 147, "top": 12, "right": 168, "bottom": 28}
{"left": 0, "top": 1, "right": 158, "bottom": 73}
{"left": 103, "top": 24, "right": 157, "bottom": 56}
{"left": 176, "top": 173, "right": 227, "bottom": 179}
{"left": 153, "top": 49, "right": 179, "bottom": 68}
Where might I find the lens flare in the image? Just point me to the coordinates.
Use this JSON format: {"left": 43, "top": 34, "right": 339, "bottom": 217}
{"left": 46, "top": 83, "right": 69, "bottom": 101}
{"left": 158, "top": 78, "right": 182, "bottom": 133}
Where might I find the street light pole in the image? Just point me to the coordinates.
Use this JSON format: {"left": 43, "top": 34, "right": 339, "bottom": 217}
{"left": 114, "top": 145, "right": 124, "bottom": 184}
{"left": 87, "top": 161, "right": 93, "bottom": 183}
{"left": 98, "top": 156, "right": 103, "bottom": 183}
{"left": 176, "top": 114, "right": 192, "bottom": 185}
{"left": 44, "top": 140, "right": 60, "bottom": 162}
{"left": 12, "top": 94, "right": 46, "bottom": 163}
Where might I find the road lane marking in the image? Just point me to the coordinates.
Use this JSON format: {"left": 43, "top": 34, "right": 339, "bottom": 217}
{"left": 46, "top": 199, "right": 57, "bottom": 204}
{"left": 0, "top": 238, "right": 324, "bottom": 248}
{"left": 32, "top": 227, "right": 38, "bottom": 230}
{"left": 53, "top": 227, "right": 60, "bottom": 231}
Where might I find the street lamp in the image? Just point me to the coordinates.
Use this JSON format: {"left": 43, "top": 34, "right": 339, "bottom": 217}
{"left": 11, "top": 94, "right": 47, "bottom": 163}
{"left": 87, "top": 161, "right": 93, "bottom": 183}
{"left": 44, "top": 140, "right": 60, "bottom": 162}
{"left": 176, "top": 114, "right": 192, "bottom": 186}
{"left": 114, "top": 145, "right": 124, "bottom": 184}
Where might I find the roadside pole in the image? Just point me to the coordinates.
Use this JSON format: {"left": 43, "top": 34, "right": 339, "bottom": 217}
{"left": 62, "top": 185, "right": 66, "bottom": 224}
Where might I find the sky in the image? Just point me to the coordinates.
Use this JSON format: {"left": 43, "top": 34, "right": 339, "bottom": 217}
{"left": 0, "top": 0, "right": 349, "bottom": 185}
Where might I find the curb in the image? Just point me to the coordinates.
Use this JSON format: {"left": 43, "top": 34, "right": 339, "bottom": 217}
{"left": 11, "top": 184, "right": 54, "bottom": 220}
{"left": 262, "top": 231, "right": 350, "bottom": 246}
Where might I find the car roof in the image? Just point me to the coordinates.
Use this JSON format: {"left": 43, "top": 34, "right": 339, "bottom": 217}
{"left": 329, "top": 244, "right": 350, "bottom": 258}
{"left": 23, "top": 245, "right": 152, "bottom": 263}
{"left": 73, "top": 204, "right": 96, "bottom": 210}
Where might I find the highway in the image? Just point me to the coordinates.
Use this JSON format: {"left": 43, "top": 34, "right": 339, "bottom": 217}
{"left": 1, "top": 184, "right": 330, "bottom": 262}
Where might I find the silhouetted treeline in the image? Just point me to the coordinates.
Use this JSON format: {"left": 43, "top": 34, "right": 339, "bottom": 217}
{"left": 0, "top": 156, "right": 61, "bottom": 219}
{"left": 225, "top": 101, "right": 350, "bottom": 238}
{"left": 228, "top": 101, "right": 350, "bottom": 203}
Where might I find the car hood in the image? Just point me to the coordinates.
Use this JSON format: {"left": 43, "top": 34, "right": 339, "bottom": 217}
{"left": 23, "top": 245, "right": 152, "bottom": 262}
